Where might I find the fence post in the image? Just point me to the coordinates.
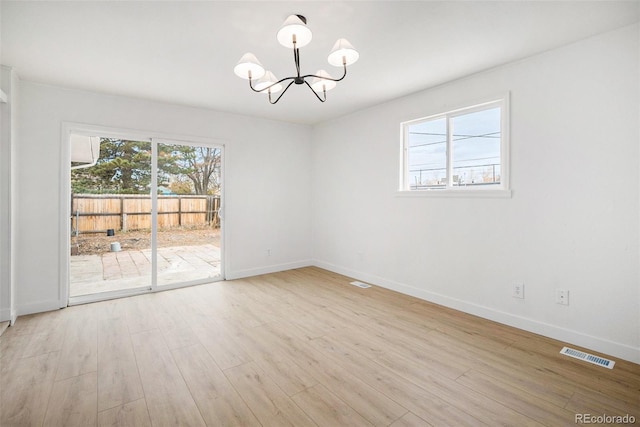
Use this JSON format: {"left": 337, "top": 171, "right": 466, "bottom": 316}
{"left": 211, "top": 196, "right": 219, "bottom": 227}
{"left": 205, "top": 196, "right": 216, "bottom": 225}
{"left": 120, "top": 196, "right": 124, "bottom": 232}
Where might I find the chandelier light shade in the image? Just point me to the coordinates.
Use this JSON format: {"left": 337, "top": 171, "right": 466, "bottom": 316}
{"left": 276, "top": 15, "right": 313, "bottom": 49}
{"left": 234, "top": 14, "right": 359, "bottom": 104}
{"left": 328, "top": 38, "right": 360, "bottom": 67}
{"left": 233, "top": 53, "right": 265, "bottom": 80}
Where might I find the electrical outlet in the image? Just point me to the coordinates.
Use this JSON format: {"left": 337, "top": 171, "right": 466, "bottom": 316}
{"left": 512, "top": 283, "right": 524, "bottom": 299}
{"left": 266, "top": 248, "right": 272, "bottom": 257}
{"left": 556, "top": 289, "right": 569, "bottom": 305}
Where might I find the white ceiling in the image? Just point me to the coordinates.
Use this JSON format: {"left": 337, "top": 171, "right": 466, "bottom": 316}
{"left": 1, "top": 1, "right": 638, "bottom": 125}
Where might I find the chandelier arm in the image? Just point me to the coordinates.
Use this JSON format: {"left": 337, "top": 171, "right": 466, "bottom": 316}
{"left": 269, "top": 80, "right": 296, "bottom": 104}
{"left": 249, "top": 76, "right": 296, "bottom": 94}
{"left": 294, "top": 47, "right": 301, "bottom": 77}
{"left": 303, "top": 80, "right": 327, "bottom": 103}
{"left": 302, "top": 63, "right": 348, "bottom": 83}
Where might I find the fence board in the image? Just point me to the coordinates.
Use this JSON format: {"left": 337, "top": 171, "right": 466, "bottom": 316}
{"left": 71, "top": 194, "right": 219, "bottom": 234}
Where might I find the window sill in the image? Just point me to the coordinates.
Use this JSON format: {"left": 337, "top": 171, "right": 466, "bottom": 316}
{"left": 395, "top": 189, "right": 512, "bottom": 198}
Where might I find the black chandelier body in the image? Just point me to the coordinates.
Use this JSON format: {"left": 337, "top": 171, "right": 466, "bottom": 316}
{"left": 234, "top": 14, "right": 359, "bottom": 104}
{"left": 248, "top": 44, "right": 348, "bottom": 104}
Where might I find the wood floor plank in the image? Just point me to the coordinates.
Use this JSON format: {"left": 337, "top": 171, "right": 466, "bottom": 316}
{"left": 165, "top": 287, "right": 218, "bottom": 330}
{"left": 4, "top": 312, "right": 47, "bottom": 336}
{"left": 55, "top": 305, "right": 98, "bottom": 381}
{"left": 291, "top": 383, "right": 377, "bottom": 427}
{"left": 229, "top": 320, "right": 319, "bottom": 396}
{"left": 171, "top": 343, "right": 261, "bottom": 427}
{"left": 309, "top": 334, "right": 488, "bottom": 426}
{"left": 0, "top": 352, "right": 60, "bottom": 426}
{"left": 131, "top": 329, "right": 206, "bottom": 427}
{"left": 223, "top": 361, "right": 316, "bottom": 427}
{"left": 241, "top": 287, "right": 337, "bottom": 340}
{"left": 0, "top": 320, "right": 10, "bottom": 336}
{"left": 329, "top": 320, "right": 469, "bottom": 381}
{"left": 161, "top": 326, "right": 201, "bottom": 350}
{"left": 425, "top": 329, "right": 576, "bottom": 407}
{"left": 148, "top": 292, "right": 188, "bottom": 333}
{"left": 407, "top": 299, "right": 529, "bottom": 343}
{"left": 124, "top": 295, "right": 158, "bottom": 335}
{"left": 565, "top": 389, "right": 640, "bottom": 420}
{"left": 456, "top": 369, "right": 577, "bottom": 426}
{"left": 97, "top": 316, "right": 144, "bottom": 411}
{"left": 97, "top": 399, "right": 152, "bottom": 427}
{"left": 0, "top": 333, "right": 33, "bottom": 360}
{"left": 346, "top": 344, "right": 541, "bottom": 426}
{"left": 95, "top": 298, "right": 128, "bottom": 321}
{"left": 221, "top": 292, "right": 280, "bottom": 328}
{"left": 256, "top": 321, "right": 410, "bottom": 427}
{"left": 190, "top": 282, "right": 235, "bottom": 317}
{"left": 43, "top": 371, "right": 98, "bottom": 427}
{"left": 389, "top": 412, "right": 433, "bottom": 427}
{"left": 0, "top": 310, "right": 67, "bottom": 361}
{"left": 191, "top": 318, "right": 252, "bottom": 370}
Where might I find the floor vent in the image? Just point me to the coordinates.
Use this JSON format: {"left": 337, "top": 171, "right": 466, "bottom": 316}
{"left": 560, "top": 347, "right": 615, "bottom": 369}
{"left": 350, "top": 281, "right": 371, "bottom": 289}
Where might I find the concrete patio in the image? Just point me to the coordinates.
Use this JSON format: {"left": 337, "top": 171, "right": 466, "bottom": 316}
{"left": 70, "top": 244, "right": 221, "bottom": 297}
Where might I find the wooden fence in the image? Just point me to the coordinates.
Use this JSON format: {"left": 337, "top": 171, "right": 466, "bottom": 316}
{"left": 71, "top": 194, "right": 220, "bottom": 234}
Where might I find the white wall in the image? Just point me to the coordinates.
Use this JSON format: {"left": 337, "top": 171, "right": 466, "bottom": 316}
{"left": 15, "top": 82, "right": 312, "bottom": 315}
{"left": 311, "top": 24, "right": 640, "bottom": 363}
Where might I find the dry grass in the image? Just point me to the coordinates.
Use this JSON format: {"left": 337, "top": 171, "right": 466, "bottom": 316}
{"left": 71, "top": 226, "right": 221, "bottom": 255}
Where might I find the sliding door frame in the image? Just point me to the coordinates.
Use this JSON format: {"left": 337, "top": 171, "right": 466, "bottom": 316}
{"left": 60, "top": 123, "right": 225, "bottom": 307}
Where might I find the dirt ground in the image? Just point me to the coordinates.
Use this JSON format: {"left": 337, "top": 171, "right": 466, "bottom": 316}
{"left": 71, "top": 226, "right": 221, "bottom": 255}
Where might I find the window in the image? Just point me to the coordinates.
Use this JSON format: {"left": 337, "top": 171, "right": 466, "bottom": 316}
{"left": 401, "top": 96, "right": 509, "bottom": 194}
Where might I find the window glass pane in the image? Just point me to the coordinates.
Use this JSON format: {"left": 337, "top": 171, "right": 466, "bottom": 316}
{"left": 70, "top": 139, "right": 152, "bottom": 297}
{"left": 156, "top": 144, "right": 222, "bottom": 286}
{"left": 407, "top": 118, "right": 447, "bottom": 189}
{"left": 451, "top": 107, "right": 501, "bottom": 186}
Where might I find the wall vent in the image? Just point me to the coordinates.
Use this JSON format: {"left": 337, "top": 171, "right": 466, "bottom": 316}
{"left": 560, "top": 347, "right": 615, "bottom": 369}
{"left": 350, "top": 281, "right": 371, "bottom": 289}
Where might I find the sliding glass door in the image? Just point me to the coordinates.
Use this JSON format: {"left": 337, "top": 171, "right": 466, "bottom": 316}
{"left": 69, "top": 137, "right": 153, "bottom": 297}
{"left": 68, "top": 132, "right": 223, "bottom": 303}
{"left": 155, "top": 141, "right": 222, "bottom": 287}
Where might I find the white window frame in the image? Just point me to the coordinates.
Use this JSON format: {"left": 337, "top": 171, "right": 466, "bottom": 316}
{"left": 398, "top": 93, "right": 511, "bottom": 198}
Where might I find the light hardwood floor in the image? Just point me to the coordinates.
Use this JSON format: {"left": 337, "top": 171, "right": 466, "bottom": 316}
{"left": 1, "top": 267, "right": 638, "bottom": 426}
{"left": 0, "top": 321, "right": 8, "bottom": 337}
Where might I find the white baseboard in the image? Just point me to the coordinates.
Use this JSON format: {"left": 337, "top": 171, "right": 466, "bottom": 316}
{"left": 226, "top": 259, "right": 313, "bottom": 281}
{"left": 313, "top": 259, "right": 640, "bottom": 365}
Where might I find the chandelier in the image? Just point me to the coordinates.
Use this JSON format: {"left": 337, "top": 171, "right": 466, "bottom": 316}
{"left": 233, "top": 14, "right": 359, "bottom": 104}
